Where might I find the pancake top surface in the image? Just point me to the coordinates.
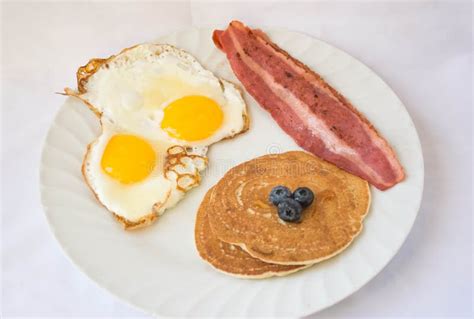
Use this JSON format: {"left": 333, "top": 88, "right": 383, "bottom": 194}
{"left": 195, "top": 188, "right": 304, "bottom": 278}
{"left": 207, "top": 151, "right": 371, "bottom": 265}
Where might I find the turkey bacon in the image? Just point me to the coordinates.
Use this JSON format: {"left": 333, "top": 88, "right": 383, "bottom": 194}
{"left": 213, "top": 21, "right": 405, "bottom": 190}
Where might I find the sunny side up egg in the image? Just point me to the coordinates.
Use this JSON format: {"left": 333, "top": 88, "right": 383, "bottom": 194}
{"left": 66, "top": 44, "right": 248, "bottom": 229}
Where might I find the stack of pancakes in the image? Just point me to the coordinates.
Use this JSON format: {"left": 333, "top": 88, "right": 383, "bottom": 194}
{"left": 195, "top": 151, "right": 371, "bottom": 278}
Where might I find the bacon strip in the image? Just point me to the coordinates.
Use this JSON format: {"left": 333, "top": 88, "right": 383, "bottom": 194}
{"left": 213, "top": 21, "right": 404, "bottom": 190}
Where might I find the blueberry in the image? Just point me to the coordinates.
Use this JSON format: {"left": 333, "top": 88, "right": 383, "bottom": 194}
{"left": 269, "top": 185, "right": 292, "bottom": 205}
{"left": 277, "top": 198, "right": 303, "bottom": 223}
{"left": 292, "top": 187, "right": 314, "bottom": 207}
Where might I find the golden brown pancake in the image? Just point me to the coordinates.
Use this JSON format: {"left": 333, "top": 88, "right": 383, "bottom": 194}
{"left": 195, "top": 188, "right": 307, "bottom": 278}
{"left": 207, "top": 151, "right": 371, "bottom": 265}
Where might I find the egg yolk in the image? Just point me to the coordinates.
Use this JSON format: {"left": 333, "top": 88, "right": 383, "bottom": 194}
{"left": 101, "top": 134, "right": 156, "bottom": 184}
{"left": 161, "top": 95, "right": 223, "bottom": 141}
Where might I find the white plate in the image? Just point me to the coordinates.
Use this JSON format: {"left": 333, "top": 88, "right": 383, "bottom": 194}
{"left": 40, "top": 28, "right": 424, "bottom": 317}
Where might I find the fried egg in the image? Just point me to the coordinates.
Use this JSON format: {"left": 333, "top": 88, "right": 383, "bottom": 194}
{"left": 73, "top": 44, "right": 248, "bottom": 146}
{"left": 83, "top": 120, "right": 208, "bottom": 228}
{"left": 66, "top": 44, "right": 248, "bottom": 229}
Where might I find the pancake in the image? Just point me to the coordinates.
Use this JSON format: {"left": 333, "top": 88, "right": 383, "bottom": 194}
{"left": 207, "top": 151, "right": 371, "bottom": 265}
{"left": 195, "top": 188, "right": 307, "bottom": 278}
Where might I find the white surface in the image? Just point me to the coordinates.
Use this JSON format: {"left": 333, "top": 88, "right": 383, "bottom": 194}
{"left": 1, "top": 1, "right": 472, "bottom": 318}
{"left": 39, "top": 27, "right": 423, "bottom": 317}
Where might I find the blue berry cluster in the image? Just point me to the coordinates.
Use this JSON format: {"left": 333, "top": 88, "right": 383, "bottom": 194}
{"left": 268, "top": 186, "right": 315, "bottom": 222}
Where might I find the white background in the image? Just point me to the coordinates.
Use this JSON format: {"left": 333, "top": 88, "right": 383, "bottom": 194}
{"left": 1, "top": 1, "right": 472, "bottom": 318}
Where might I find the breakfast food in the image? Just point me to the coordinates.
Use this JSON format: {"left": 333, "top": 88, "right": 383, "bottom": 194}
{"left": 65, "top": 44, "right": 249, "bottom": 229}
{"left": 213, "top": 21, "right": 404, "bottom": 190}
{"left": 60, "top": 23, "right": 403, "bottom": 284}
{"left": 205, "top": 151, "right": 371, "bottom": 265}
{"left": 195, "top": 188, "right": 307, "bottom": 278}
